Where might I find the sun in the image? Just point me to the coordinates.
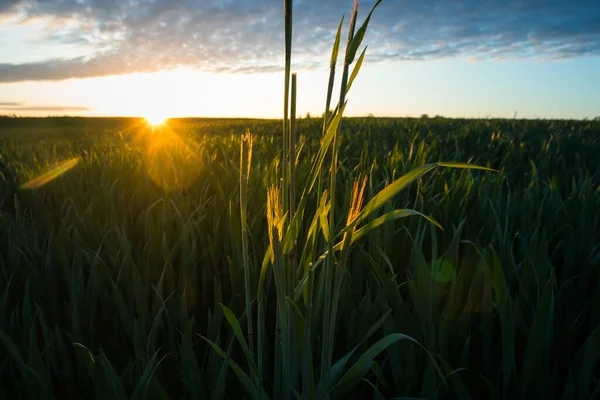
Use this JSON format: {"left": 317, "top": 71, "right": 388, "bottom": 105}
{"left": 145, "top": 114, "right": 168, "bottom": 126}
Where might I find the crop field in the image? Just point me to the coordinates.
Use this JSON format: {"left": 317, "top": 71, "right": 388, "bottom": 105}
{"left": 1, "top": 0, "right": 600, "bottom": 398}
{"left": 0, "top": 114, "right": 599, "bottom": 399}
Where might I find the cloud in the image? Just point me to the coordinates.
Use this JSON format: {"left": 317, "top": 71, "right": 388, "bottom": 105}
{"left": 0, "top": 103, "right": 91, "bottom": 111}
{"left": 0, "top": 0, "right": 599, "bottom": 82}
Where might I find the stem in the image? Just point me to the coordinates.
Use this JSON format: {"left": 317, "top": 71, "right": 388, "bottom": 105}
{"left": 302, "top": 265, "right": 315, "bottom": 397}
{"left": 283, "top": 0, "right": 293, "bottom": 219}
{"left": 290, "top": 73, "right": 297, "bottom": 235}
{"left": 282, "top": 3, "right": 295, "bottom": 398}
{"left": 322, "top": 0, "right": 359, "bottom": 393}
{"left": 240, "top": 132, "right": 254, "bottom": 374}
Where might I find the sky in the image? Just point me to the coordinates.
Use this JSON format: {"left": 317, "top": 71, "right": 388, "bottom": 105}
{"left": 0, "top": 0, "right": 599, "bottom": 119}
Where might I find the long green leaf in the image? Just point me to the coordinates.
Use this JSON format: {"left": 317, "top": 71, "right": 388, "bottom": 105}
{"left": 437, "top": 161, "right": 498, "bottom": 172}
{"left": 328, "top": 309, "right": 392, "bottom": 388}
{"left": 345, "top": 163, "right": 438, "bottom": 233}
{"left": 199, "top": 335, "right": 265, "bottom": 400}
{"left": 131, "top": 350, "right": 169, "bottom": 400}
{"left": 219, "top": 303, "right": 259, "bottom": 379}
{"left": 331, "top": 16, "right": 345, "bottom": 68}
{"left": 519, "top": 275, "right": 555, "bottom": 396}
{"left": 346, "top": 46, "right": 367, "bottom": 94}
{"left": 349, "top": 209, "right": 442, "bottom": 244}
{"left": 331, "top": 333, "right": 419, "bottom": 397}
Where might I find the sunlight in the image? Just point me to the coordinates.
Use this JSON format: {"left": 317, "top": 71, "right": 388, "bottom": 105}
{"left": 17, "top": 67, "right": 285, "bottom": 119}
{"left": 129, "top": 122, "right": 204, "bottom": 191}
{"left": 145, "top": 114, "right": 168, "bottom": 126}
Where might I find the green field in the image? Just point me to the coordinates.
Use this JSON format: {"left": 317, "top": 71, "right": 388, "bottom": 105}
{"left": 1, "top": 115, "right": 599, "bottom": 398}
{"left": 1, "top": 1, "right": 600, "bottom": 398}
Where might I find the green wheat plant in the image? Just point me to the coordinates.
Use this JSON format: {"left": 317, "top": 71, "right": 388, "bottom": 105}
{"left": 203, "top": 1, "right": 494, "bottom": 399}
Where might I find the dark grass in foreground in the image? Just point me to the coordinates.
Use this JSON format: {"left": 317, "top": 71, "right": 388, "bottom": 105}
{"left": 0, "top": 116, "right": 599, "bottom": 398}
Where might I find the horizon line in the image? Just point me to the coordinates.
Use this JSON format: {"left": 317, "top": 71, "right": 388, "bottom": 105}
{"left": 1, "top": 114, "right": 599, "bottom": 122}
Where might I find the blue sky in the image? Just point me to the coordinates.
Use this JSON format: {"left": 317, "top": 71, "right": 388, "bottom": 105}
{"left": 0, "top": 0, "right": 599, "bottom": 119}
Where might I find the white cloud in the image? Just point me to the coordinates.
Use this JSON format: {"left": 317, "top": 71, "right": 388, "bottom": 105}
{"left": 0, "top": 0, "right": 598, "bottom": 82}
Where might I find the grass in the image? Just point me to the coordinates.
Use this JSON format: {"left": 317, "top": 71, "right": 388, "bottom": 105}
{"left": 0, "top": 114, "right": 599, "bottom": 399}
{"left": 1, "top": 0, "right": 600, "bottom": 398}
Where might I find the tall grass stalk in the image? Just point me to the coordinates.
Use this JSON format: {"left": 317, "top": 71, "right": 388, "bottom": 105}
{"left": 240, "top": 131, "right": 254, "bottom": 370}
{"left": 316, "top": 16, "right": 345, "bottom": 203}
{"left": 281, "top": 2, "right": 295, "bottom": 396}
{"left": 289, "top": 73, "right": 297, "bottom": 228}
{"left": 321, "top": 0, "right": 360, "bottom": 391}
{"left": 282, "top": 0, "right": 293, "bottom": 217}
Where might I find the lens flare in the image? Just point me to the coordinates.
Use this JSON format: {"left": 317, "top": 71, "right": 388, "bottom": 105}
{"left": 21, "top": 157, "right": 81, "bottom": 189}
{"left": 131, "top": 123, "right": 203, "bottom": 190}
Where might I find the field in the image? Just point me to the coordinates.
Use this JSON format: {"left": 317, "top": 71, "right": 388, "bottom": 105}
{"left": 0, "top": 115, "right": 599, "bottom": 399}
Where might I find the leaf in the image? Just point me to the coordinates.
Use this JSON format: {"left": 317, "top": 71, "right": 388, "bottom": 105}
{"left": 91, "top": 351, "right": 128, "bottom": 400}
{"left": 345, "top": 0, "right": 383, "bottom": 65}
{"left": 437, "top": 162, "right": 498, "bottom": 172}
{"left": 346, "top": 46, "right": 367, "bottom": 94}
{"left": 331, "top": 333, "right": 419, "bottom": 397}
{"left": 330, "top": 16, "right": 345, "bottom": 68}
{"left": 131, "top": 350, "right": 169, "bottom": 400}
{"left": 73, "top": 342, "right": 96, "bottom": 379}
{"left": 344, "top": 163, "right": 438, "bottom": 233}
{"left": 304, "top": 102, "right": 348, "bottom": 197}
{"left": 219, "top": 304, "right": 259, "bottom": 379}
{"left": 258, "top": 245, "right": 272, "bottom": 304}
{"left": 349, "top": 209, "right": 442, "bottom": 244}
{"left": 213, "top": 339, "right": 235, "bottom": 400}
{"left": 429, "top": 259, "right": 455, "bottom": 283}
{"left": 519, "top": 275, "right": 555, "bottom": 396}
{"left": 147, "top": 298, "right": 168, "bottom": 354}
{"left": 329, "top": 309, "right": 392, "bottom": 388}
{"left": 437, "top": 358, "right": 473, "bottom": 400}
{"left": 284, "top": 103, "right": 348, "bottom": 253}
{"left": 287, "top": 297, "right": 307, "bottom": 357}
{"left": 319, "top": 197, "right": 331, "bottom": 242}
{"left": 576, "top": 325, "right": 600, "bottom": 400}
{"left": 199, "top": 335, "right": 265, "bottom": 400}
